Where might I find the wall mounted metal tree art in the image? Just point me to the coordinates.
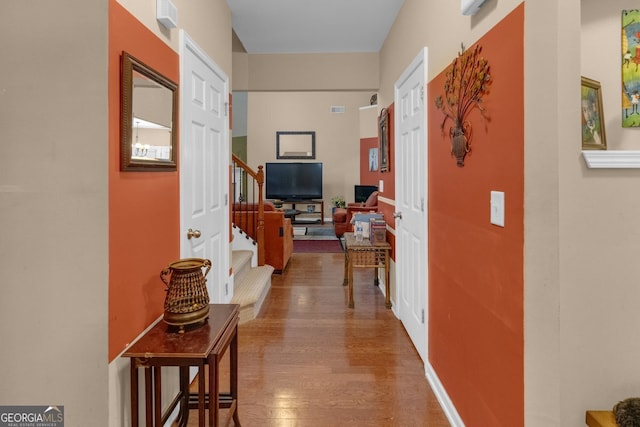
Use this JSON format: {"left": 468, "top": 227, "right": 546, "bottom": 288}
{"left": 435, "top": 44, "right": 491, "bottom": 167}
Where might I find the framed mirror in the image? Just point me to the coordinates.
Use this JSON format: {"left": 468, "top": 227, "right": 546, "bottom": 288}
{"left": 121, "top": 52, "right": 178, "bottom": 171}
{"left": 378, "top": 108, "right": 389, "bottom": 172}
{"left": 276, "top": 131, "right": 316, "bottom": 159}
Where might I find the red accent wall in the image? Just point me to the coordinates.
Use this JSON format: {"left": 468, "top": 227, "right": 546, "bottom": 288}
{"left": 108, "top": 0, "right": 180, "bottom": 361}
{"left": 360, "top": 105, "right": 396, "bottom": 258}
{"left": 428, "top": 5, "right": 524, "bottom": 425}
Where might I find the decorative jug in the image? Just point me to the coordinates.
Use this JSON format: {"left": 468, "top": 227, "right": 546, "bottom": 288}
{"left": 160, "top": 258, "right": 211, "bottom": 332}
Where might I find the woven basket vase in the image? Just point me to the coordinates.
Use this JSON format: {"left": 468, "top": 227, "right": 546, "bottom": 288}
{"left": 160, "top": 258, "right": 211, "bottom": 331}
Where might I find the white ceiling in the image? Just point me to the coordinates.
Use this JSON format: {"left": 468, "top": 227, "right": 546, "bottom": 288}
{"left": 226, "top": 0, "right": 405, "bottom": 54}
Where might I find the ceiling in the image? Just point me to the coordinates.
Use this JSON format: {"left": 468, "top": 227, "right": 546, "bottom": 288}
{"left": 226, "top": 0, "right": 405, "bottom": 54}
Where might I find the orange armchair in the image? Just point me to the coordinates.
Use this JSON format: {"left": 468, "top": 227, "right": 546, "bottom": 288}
{"left": 332, "top": 191, "right": 379, "bottom": 238}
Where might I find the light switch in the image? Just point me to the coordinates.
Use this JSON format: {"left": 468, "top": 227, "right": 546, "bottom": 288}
{"left": 378, "top": 180, "right": 384, "bottom": 193}
{"left": 490, "top": 191, "right": 505, "bottom": 227}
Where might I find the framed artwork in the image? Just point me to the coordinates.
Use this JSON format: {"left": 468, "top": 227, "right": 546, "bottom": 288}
{"left": 378, "top": 108, "right": 389, "bottom": 172}
{"left": 581, "top": 77, "right": 607, "bottom": 150}
{"left": 369, "top": 148, "right": 378, "bottom": 171}
{"left": 622, "top": 10, "right": 640, "bottom": 127}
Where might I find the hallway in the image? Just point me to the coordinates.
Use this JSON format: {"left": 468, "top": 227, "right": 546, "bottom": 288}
{"left": 233, "top": 251, "right": 450, "bottom": 426}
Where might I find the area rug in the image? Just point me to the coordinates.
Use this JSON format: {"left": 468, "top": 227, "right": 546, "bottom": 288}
{"left": 293, "top": 239, "right": 343, "bottom": 253}
{"left": 305, "top": 227, "right": 334, "bottom": 237}
{"left": 293, "top": 225, "right": 337, "bottom": 240}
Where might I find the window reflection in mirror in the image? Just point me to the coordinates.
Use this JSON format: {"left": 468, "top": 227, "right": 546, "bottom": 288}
{"left": 121, "top": 52, "right": 178, "bottom": 171}
{"left": 132, "top": 70, "right": 173, "bottom": 161}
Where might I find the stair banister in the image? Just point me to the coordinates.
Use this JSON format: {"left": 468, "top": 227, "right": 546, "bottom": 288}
{"left": 231, "top": 154, "right": 265, "bottom": 266}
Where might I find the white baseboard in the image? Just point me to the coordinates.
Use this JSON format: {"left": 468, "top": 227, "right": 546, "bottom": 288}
{"left": 425, "top": 361, "right": 465, "bottom": 427}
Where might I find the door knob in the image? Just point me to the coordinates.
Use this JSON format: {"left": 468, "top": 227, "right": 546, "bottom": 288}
{"left": 187, "top": 228, "right": 201, "bottom": 239}
{"left": 393, "top": 211, "right": 403, "bottom": 219}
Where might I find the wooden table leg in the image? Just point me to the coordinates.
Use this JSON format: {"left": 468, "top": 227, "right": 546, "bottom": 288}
{"left": 153, "top": 367, "right": 162, "bottom": 426}
{"left": 348, "top": 254, "right": 354, "bottom": 308}
{"left": 343, "top": 249, "right": 348, "bottom": 286}
{"left": 177, "top": 367, "right": 189, "bottom": 427}
{"left": 130, "top": 361, "right": 139, "bottom": 427}
{"left": 231, "top": 328, "right": 241, "bottom": 426}
{"left": 144, "top": 367, "right": 153, "bottom": 426}
{"left": 208, "top": 353, "right": 220, "bottom": 426}
{"left": 198, "top": 362, "right": 205, "bottom": 427}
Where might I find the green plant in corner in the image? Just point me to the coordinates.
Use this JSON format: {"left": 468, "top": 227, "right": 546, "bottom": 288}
{"left": 435, "top": 43, "right": 491, "bottom": 167}
{"left": 331, "top": 196, "right": 346, "bottom": 208}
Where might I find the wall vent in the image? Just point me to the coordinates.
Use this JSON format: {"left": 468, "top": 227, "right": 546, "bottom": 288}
{"left": 330, "top": 106, "right": 346, "bottom": 114}
{"left": 157, "top": 0, "right": 178, "bottom": 29}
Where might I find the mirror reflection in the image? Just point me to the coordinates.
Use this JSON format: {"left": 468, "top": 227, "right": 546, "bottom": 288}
{"left": 276, "top": 131, "right": 316, "bottom": 159}
{"left": 121, "top": 52, "right": 178, "bottom": 171}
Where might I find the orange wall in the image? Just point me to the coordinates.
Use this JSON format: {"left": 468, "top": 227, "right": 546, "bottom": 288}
{"left": 428, "top": 5, "right": 524, "bottom": 426}
{"left": 360, "top": 106, "right": 396, "bottom": 258}
{"left": 108, "top": 0, "right": 180, "bottom": 361}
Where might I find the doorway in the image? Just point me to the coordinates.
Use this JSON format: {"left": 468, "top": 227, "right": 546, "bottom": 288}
{"left": 179, "top": 31, "right": 231, "bottom": 303}
{"left": 394, "top": 48, "right": 429, "bottom": 363}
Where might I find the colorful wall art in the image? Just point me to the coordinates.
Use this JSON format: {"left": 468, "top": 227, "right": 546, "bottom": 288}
{"left": 622, "top": 9, "right": 640, "bottom": 127}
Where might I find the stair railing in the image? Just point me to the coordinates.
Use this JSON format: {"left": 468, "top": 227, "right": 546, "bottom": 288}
{"left": 231, "top": 154, "right": 265, "bottom": 266}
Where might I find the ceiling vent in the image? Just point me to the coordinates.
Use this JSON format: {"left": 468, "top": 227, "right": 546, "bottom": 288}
{"left": 330, "top": 106, "right": 346, "bottom": 114}
{"left": 157, "top": 0, "right": 178, "bottom": 29}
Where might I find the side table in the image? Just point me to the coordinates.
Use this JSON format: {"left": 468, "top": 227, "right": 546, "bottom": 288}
{"left": 343, "top": 233, "right": 392, "bottom": 309}
{"left": 123, "top": 304, "right": 240, "bottom": 427}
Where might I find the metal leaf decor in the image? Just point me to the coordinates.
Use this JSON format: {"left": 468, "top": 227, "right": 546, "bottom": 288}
{"left": 435, "top": 43, "right": 491, "bottom": 167}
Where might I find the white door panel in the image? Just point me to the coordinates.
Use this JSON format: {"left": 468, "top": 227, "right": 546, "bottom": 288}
{"left": 394, "top": 48, "right": 428, "bottom": 363}
{"left": 180, "top": 31, "right": 230, "bottom": 303}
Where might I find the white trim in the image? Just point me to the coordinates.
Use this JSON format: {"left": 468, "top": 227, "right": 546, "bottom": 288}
{"left": 582, "top": 150, "right": 640, "bottom": 168}
{"left": 425, "top": 362, "right": 466, "bottom": 427}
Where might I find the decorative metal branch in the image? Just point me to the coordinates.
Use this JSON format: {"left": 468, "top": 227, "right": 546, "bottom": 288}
{"left": 435, "top": 43, "right": 491, "bottom": 167}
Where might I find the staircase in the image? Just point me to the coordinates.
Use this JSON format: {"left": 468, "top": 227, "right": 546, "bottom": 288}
{"left": 230, "top": 249, "right": 274, "bottom": 324}
{"left": 230, "top": 154, "right": 273, "bottom": 323}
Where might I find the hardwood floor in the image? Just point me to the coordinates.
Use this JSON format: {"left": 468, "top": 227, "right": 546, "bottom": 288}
{"left": 188, "top": 251, "right": 451, "bottom": 426}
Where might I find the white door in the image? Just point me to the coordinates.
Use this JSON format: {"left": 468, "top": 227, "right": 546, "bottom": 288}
{"left": 394, "top": 48, "right": 428, "bottom": 363}
{"left": 180, "top": 31, "right": 231, "bottom": 303}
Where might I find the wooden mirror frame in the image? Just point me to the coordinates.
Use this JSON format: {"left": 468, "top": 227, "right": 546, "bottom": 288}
{"left": 276, "top": 131, "right": 316, "bottom": 159}
{"left": 120, "top": 52, "right": 178, "bottom": 171}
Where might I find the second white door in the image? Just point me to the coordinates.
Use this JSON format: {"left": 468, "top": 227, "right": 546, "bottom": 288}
{"left": 394, "top": 48, "right": 428, "bottom": 363}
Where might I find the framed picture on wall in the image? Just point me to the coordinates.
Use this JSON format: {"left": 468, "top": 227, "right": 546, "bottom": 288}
{"left": 379, "top": 108, "right": 390, "bottom": 171}
{"left": 581, "top": 77, "right": 607, "bottom": 150}
{"left": 369, "top": 148, "right": 379, "bottom": 171}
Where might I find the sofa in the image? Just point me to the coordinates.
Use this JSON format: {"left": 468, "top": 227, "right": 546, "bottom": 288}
{"left": 332, "top": 191, "right": 379, "bottom": 238}
{"left": 232, "top": 201, "right": 293, "bottom": 272}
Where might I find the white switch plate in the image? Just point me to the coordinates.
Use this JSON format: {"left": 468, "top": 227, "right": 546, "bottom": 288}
{"left": 378, "top": 179, "right": 384, "bottom": 193}
{"left": 490, "top": 191, "right": 505, "bottom": 227}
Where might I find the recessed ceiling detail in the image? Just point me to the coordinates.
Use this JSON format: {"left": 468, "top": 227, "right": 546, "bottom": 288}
{"left": 226, "top": 0, "right": 405, "bottom": 54}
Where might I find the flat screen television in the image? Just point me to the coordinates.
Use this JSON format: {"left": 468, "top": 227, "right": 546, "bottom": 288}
{"left": 265, "top": 162, "right": 323, "bottom": 200}
{"left": 354, "top": 185, "right": 378, "bottom": 203}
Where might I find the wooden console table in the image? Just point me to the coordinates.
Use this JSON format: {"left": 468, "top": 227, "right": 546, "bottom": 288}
{"left": 343, "top": 233, "right": 392, "bottom": 309}
{"left": 123, "top": 304, "right": 240, "bottom": 427}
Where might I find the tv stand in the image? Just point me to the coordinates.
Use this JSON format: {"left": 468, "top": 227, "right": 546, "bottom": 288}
{"left": 280, "top": 200, "right": 324, "bottom": 225}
